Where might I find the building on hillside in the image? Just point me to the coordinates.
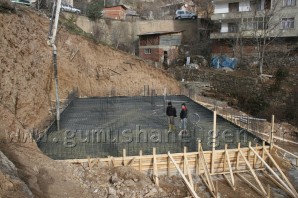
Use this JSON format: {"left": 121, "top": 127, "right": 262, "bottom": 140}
{"left": 138, "top": 31, "right": 183, "bottom": 65}
{"left": 102, "top": 5, "right": 127, "bottom": 20}
{"left": 102, "top": 5, "right": 139, "bottom": 20}
{"left": 210, "top": 0, "right": 298, "bottom": 58}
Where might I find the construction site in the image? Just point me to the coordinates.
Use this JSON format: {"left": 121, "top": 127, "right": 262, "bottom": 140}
{"left": 1, "top": 1, "right": 298, "bottom": 198}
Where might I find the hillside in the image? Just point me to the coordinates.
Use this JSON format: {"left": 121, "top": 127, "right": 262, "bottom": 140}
{"left": 0, "top": 6, "right": 180, "bottom": 198}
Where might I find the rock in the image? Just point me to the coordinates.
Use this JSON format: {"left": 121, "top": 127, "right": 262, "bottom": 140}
{"left": 108, "top": 195, "right": 119, "bottom": 198}
{"left": 108, "top": 187, "right": 117, "bottom": 195}
{"left": 93, "top": 189, "right": 98, "bottom": 193}
{"left": 123, "top": 179, "right": 135, "bottom": 187}
{"left": 110, "top": 173, "right": 120, "bottom": 184}
{"left": 144, "top": 188, "right": 158, "bottom": 197}
{"left": 133, "top": 178, "right": 138, "bottom": 182}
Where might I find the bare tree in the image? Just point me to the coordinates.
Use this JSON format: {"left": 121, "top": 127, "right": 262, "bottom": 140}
{"left": 245, "top": 0, "right": 285, "bottom": 75}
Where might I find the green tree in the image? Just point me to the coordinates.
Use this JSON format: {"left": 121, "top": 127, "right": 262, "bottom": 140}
{"left": 86, "top": 0, "right": 104, "bottom": 20}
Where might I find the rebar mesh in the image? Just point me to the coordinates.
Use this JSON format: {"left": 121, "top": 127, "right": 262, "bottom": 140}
{"left": 38, "top": 95, "right": 262, "bottom": 160}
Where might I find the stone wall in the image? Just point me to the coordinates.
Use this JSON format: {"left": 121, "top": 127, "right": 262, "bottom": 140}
{"left": 65, "top": 13, "right": 200, "bottom": 54}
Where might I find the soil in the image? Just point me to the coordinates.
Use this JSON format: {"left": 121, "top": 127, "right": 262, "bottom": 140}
{"left": 0, "top": 5, "right": 297, "bottom": 198}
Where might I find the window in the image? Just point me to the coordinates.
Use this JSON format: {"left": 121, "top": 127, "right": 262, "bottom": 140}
{"left": 229, "top": 2, "right": 239, "bottom": 12}
{"left": 228, "top": 23, "right": 238, "bottom": 32}
{"left": 283, "top": 0, "right": 296, "bottom": 6}
{"left": 281, "top": 18, "right": 295, "bottom": 29}
{"left": 144, "top": 49, "right": 152, "bottom": 54}
{"left": 250, "top": 0, "right": 262, "bottom": 11}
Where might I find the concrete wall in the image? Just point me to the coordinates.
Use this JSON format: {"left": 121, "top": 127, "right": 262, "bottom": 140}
{"left": 72, "top": 14, "right": 200, "bottom": 54}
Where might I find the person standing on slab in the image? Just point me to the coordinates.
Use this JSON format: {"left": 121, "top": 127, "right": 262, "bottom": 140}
{"left": 166, "top": 102, "right": 177, "bottom": 132}
{"left": 179, "top": 103, "right": 188, "bottom": 135}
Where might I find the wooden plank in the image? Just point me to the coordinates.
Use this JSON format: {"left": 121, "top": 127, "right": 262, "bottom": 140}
{"left": 168, "top": 152, "right": 200, "bottom": 198}
{"left": 153, "top": 148, "right": 159, "bottom": 186}
{"left": 127, "top": 157, "right": 136, "bottom": 166}
{"left": 196, "top": 141, "right": 201, "bottom": 175}
{"left": 200, "top": 175, "right": 216, "bottom": 198}
{"left": 249, "top": 146, "right": 296, "bottom": 198}
{"left": 198, "top": 146, "right": 215, "bottom": 192}
{"left": 262, "top": 171, "right": 294, "bottom": 197}
{"left": 223, "top": 174, "right": 235, "bottom": 191}
{"left": 211, "top": 111, "right": 217, "bottom": 174}
{"left": 261, "top": 141, "right": 265, "bottom": 168}
{"left": 273, "top": 145, "right": 298, "bottom": 159}
{"left": 139, "top": 150, "right": 142, "bottom": 171}
{"left": 184, "top": 147, "right": 187, "bottom": 175}
{"left": 236, "top": 143, "right": 240, "bottom": 170}
{"left": 263, "top": 148, "right": 298, "bottom": 197}
{"left": 223, "top": 144, "right": 227, "bottom": 172}
{"left": 225, "top": 146, "right": 235, "bottom": 187}
{"left": 236, "top": 173, "right": 264, "bottom": 196}
{"left": 111, "top": 157, "right": 115, "bottom": 167}
{"left": 184, "top": 151, "right": 194, "bottom": 189}
{"left": 253, "top": 144, "right": 258, "bottom": 168}
{"left": 167, "top": 155, "right": 170, "bottom": 177}
{"left": 123, "top": 149, "right": 126, "bottom": 166}
{"left": 238, "top": 149, "right": 267, "bottom": 196}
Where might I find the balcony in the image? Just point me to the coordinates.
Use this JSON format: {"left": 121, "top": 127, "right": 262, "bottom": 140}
{"left": 211, "top": 10, "right": 266, "bottom": 21}
{"left": 210, "top": 30, "right": 269, "bottom": 39}
{"left": 210, "top": 32, "right": 239, "bottom": 39}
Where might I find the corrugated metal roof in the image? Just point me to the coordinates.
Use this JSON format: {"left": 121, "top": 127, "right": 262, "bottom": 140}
{"left": 137, "top": 31, "right": 183, "bottom": 36}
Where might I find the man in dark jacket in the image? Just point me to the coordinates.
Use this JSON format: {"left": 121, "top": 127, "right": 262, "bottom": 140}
{"left": 179, "top": 103, "right": 188, "bottom": 135}
{"left": 166, "top": 102, "right": 177, "bottom": 132}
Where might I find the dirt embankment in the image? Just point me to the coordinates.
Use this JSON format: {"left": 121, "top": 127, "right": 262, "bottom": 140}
{"left": 0, "top": 8, "right": 180, "bottom": 136}
{"left": 0, "top": 7, "right": 180, "bottom": 197}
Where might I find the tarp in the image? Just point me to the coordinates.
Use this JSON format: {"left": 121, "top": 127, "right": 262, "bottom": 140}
{"left": 211, "top": 56, "right": 237, "bottom": 69}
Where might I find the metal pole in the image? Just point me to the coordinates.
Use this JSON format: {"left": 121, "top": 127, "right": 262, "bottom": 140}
{"left": 53, "top": 44, "right": 60, "bottom": 130}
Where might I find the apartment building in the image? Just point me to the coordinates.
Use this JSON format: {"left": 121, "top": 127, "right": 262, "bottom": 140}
{"left": 210, "top": 0, "right": 298, "bottom": 56}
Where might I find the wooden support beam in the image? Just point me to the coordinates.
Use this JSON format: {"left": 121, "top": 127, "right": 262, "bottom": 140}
{"left": 223, "top": 144, "right": 227, "bottom": 172}
{"left": 263, "top": 148, "right": 298, "bottom": 197}
{"left": 261, "top": 141, "right": 265, "bottom": 168}
{"left": 223, "top": 174, "right": 235, "bottom": 191}
{"left": 139, "top": 150, "right": 142, "bottom": 171}
{"left": 153, "top": 148, "right": 159, "bottom": 186}
{"left": 123, "top": 149, "right": 126, "bottom": 166}
{"left": 262, "top": 171, "right": 294, "bottom": 197}
{"left": 198, "top": 145, "right": 215, "bottom": 192}
{"left": 238, "top": 149, "right": 267, "bottom": 196}
{"left": 273, "top": 145, "right": 298, "bottom": 159}
{"left": 167, "top": 155, "right": 171, "bottom": 177}
{"left": 200, "top": 175, "right": 216, "bottom": 198}
{"left": 196, "top": 140, "right": 201, "bottom": 175}
{"left": 211, "top": 111, "right": 217, "bottom": 174}
{"left": 236, "top": 173, "right": 264, "bottom": 197}
{"left": 184, "top": 149, "right": 194, "bottom": 189}
{"left": 236, "top": 143, "right": 240, "bottom": 170}
{"left": 253, "top": 144, "right": 258, "bottom": 168}
{"left": 168, "top": 152, "right": 200, "bottom": 198}
{"left": 247, "top": 142, "right": 251, "bottom": 162}
{"left": 249, "top": 146, "right": 296, "bottom": 198}
{"left": 225, "top": 145, "right": 235, "bottom": 187}
{"left": 111, "top": 157, "right": 115, "bottom": 167}
{"left": 184, "top": 147, "right": 187, "bottom": 175}
{"left": 127, "top": 157, "right": 136, "bottom": 166}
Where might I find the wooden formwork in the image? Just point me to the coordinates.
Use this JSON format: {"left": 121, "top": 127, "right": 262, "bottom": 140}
{"left": 61, "top": 142, "right": 298, "bottom": 198}
{"left": 63, "top": 144, "right": 268, "bottom": 176}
